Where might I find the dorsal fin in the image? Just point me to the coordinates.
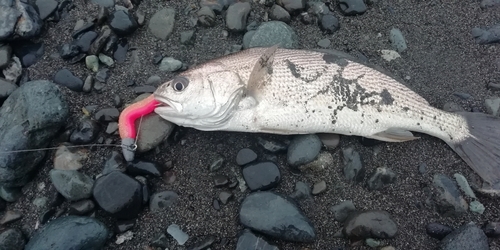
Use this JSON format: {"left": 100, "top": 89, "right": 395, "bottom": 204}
{"left": 246, "top": 45, "right": 278, "bottom": 102}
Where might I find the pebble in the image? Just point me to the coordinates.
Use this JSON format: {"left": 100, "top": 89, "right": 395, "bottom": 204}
{"left": 35, "top": 0, "right": 58, "bottom": 20}
{"left": 68, "top": 199, "right": 95, "bottom": 215}
{"left": 53, "top": 144, "right": 88, "bottom": 170}
{"left": 200, "top": 0, "right": 228, "bottom": 14}
{"left": 236, "top": 229, "right": 279, "bottom": 250}
{"left": 151, "top": 233, "right": 168, "bottom": 248}
{"left": 49, "top": 169, "right": 94, "bottom": 201}
{"left": 70, "top": 118, "right": 100, "bottom": 144}
{"left": 134, "top": 85, "right": 156, "bottom": 94}
{"left": 317, "top": 38, "right": 331, "bottom": 48}
{"left": 257, "top": 137, "right": 288, "bottom": 153}
{"left": 367, "top": 167, "right": 397, "bottom": 190}
{"left": 290, "top": 181, "right": 311, "bottom": 200}
{"left": 471, "top": 23, "right": 500, "bottom": 44}
{"left": 453, "top": 173, "right": 476, "bottom": 199}
{"left": 0, "top": 80, "right": 68, "bottom": 187}
{"left": 426, "top": 222, "right": 453, "bottom": 240}
{"left": 94, "top": 107, "right": 120, "bottom": 122}
{"left": 90, "top": 0, "right": 114, "bottom": 7}
{"left": 105, "top": 122, "right": 118, "bottom": 134}
{"left": 89, "top": 27, "right": 112, "bottom": 55}
{"left": 98, "top": 53, "right": 114, "bottom": 67}
{"left": 75, "top": 31, "right": 98, "bottom": 53}
{"left": 0, "top": 44, "right": 12, "bottom": 68}
{"left": 242, "top": 161, "right": 281, "bottom": 191}
{"left": 432, "top": 174, "right": 468, "bottom": 216}
{"left": 389, "top": 28, "right": 408, "bottom": 52}
{"left": 278, "top": 0, "right": 306, "bottom": 13}
{"left": 312, "top": 180, "right": 326, "bottom": 195}
{"left": 226, "top": 2, "right": 251, "bottom": 32}
{"left": 484, "top": 97, "right": 500, "bottom": 116}
{"left": 239, "top": 191, "right": 316, "bottom": 242}
{"left": 469, "top": 200, "right": 485, "bottom": 214}
{"left": 3, "top": 56, "right": 22, "bottom": 83}
{"left": 53, "top": 68, "right": 84, "bottom": 92}
{"left": 188, "top": 235, "right": 216, "bottom": 250}
{"left": 197, "top": 6, "right": 216, "bottom": 27}
{"left": 319, "top": 14, "right": 340, "bottom": 34}
{"left": 93, "top": 171, "right": 143, "bottom": 219}
{"left": 82, "top": 75, "right": 93, "bottom": 92}
{"left": 113, "top": 38, "right": 128, "bottom": 63}
{"left": 159, "top": 57, "right": 182, "bottom": 72}
{"left": 115, "top": 231, "right": 134, "bottom": 244}
{"left": 443, "top": 102, "right": 465, "bottom": 112}
{"left": 287, "top": 134, "right": 322, "bottom": 167}
{"left": 0, "top": 78, "right": 17, "bottom": 101}
{"left": 146, "top": 75, "right": 161, "bottom": 85}
{"left": 0, "top": 210, "right": 22, "bottom": 224}
{"left": 0, "top": 228, "right": 25, "bottom": 250}
{"left": 15, "top": 1, "right": 43, "bottom": 39}
{"left": 149, "top": 190, "right": 178, "bottom": 212}
{"left": 167, "top": 224, "right": 189, "bottom": 245}
{"left": 331, "top": 200, "right": 356, "bottom": 222}
{"left": 439, "top": 223, "right": 489, "bottom": 250}
{"left": 95, "top": 68, "right": 110, "bottom": 82}
{"left": 236, "top": 148, "right": 258, "bottom": 165}
{"left": 480, "top": 0, "right": 500, "bottom": 8}
{"left": 482, "top": 221, "right": 500, "bottom": 237}
{"left": 0, "top": 3, "right": 20, "bottom": 41}
{"left": 342, "top": 147, "right": 365, "bottom": 182}
{"left": 219, "top": 191, "right": 233, "bottom": 204}
{"left": 85, "top": 55, "right": 99, "bottom": 72}
{"left": 149, "top": 8, "right": 176, "bottom": 40}
{"left": 214, "top": 174, "right": 229, "bottom": 187}
{"left": 126, "top": 159, "right": 162, "bottom": 177}
{"left": 342, "top": 210, "right": 398, "bottom": 240}
{"left": 0, "top": 186, "right": 21, "bottom": 202}
{"left": 180, "top": 30, "right": 196, "bottom": 45}
{"left": 339, "top": 0, "right": 367, "bottom": 15}
{"left": 269, "top": 4, "right": 291, "bottom": 23}
{"left": 24, "top": 215, "right": 109, "bottom": 250}
{"left": 380, "top": 50, "right": 401, "bottom": 61}
{"left": 12, "top": 41, "right": 44, "bottom": 67}
{"left": 246, "top": 21, "right": 299, "bottom": 49}
{"left": 116, "top": 219, "right": 135, "bottom": 233}
{"left": 108, "top": 10, "right": 138, "bottom": 37}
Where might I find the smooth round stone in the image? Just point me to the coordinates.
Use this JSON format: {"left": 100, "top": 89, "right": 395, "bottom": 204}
{"left": 85, "top": 55, "right": 99, "bottom": 72}
{"left": 126, "top": 159, "right": 162, "bottom": 177}
{"left": 269, "top": 4, "right": 290, "bottom": 23}
{"left": 145, "top": 75, "right": 161, "bottom": 85}
{"left": 149, "top": 190, "right": 179, "bottom": 212}
{"left": 25, "top": 216, "right": 109, "bottom": 250}
{"left": 53, "top": 68, "right": 83, "bottom": 92}
{"left": 239, "top": 191, "right": 316, "bottom": 242}
{"left": 236, "top": 229, "right": 278, "bottom": 250}
{"left": 342, "top": 210, "right": 397, "bottom": 240}
{"left": 236, "top": 148, "right": 258, "bottom": 166}
{"left": 148, "top": 8, "right": 176, "bottom": 40}
{"left": 439, "top": 223, "right": 489, "bottom": 250}
{"left": 69, "top": 118, "right": 100, "bottom": 144}
{"left": 59, "top": 43, "right": 80, "bottom": 59}
{"left": 242, "top": 161, "right": 281, "bottom": 191}
{"left": 159, "top": 57, "right": 182, "bottom": 72}
{"left": 134, "top": 112, "right": 175, "bottom": 153}
{"left": 113, "top": 38, "right": 128, "bottom": 63}
{"left": 225, "top": 2, "right": 251, "bottom": 32}
{"left": 287, "top": 134, "right": 322, "bottom": 167}
{"left": 94, "top": 108, "right": 119, "bottom": 122}
{"left": 425, "top": 222, "right": 453, "bottom": 240}
{"left": 49, "top": 169, "right": 94, "bottom": 201}
{"left": 93, "top": 171, "right": 143, "bottom": 219}
{"left": 290, "top": 181, "right": 311, "bottom": 200}
{"left": 339, "top": 0, "right": 367, "bottom": 15}
{"left": 0, "top": 228, "right": 25, "bottom": 250}
{"left": 35, "top": 0, "right": 58, "bottom": 20}
{"left": 248, "top": 21, "right": 299, "bottom": 49}
{"left": 311, "top": 180, "right": 326, "bottom": 195}
{"left": 74, "top": 31, "right": 98, "bottom": 53}
{"left": 389, "top": 28, "right": 407, "bottom": 53}
{"left": 319, "top": 14, "right": 339, "bottom": 34}
{"left": 108, "top": 10, "right": 138, "bottom": 36}
{"left": 331, "top": 200, "right": 356, "bottom": 223}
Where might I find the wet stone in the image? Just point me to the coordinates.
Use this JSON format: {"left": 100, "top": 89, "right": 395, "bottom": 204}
{"left": 247, "top": 21, "right": 299, "bottom": 49}
{"left": 214, "top": 174, "right": 229, "bottom": 187}
{"left": 0, "top": 185, "right": 22, "bottom": 202}
{"left": 278, "top": 0, "right": 306, "bottom": 14}
{"left": 74, "top": 31, "right": 98, "bottom": 53}
{"left": 49, "top": 169, "right": 94, "bottom": 201}
{"left": 108, "top": 10, "right": 138, "bottom": 37}
{"left": 145, "top": 75, "right": 161, "bottom": 85}
{"left": 311, "top": 180, "right": 326, "bottom": 195}
{"left": 188, "top": 235, "right": 216, "bottom": 250}
{"left": 134, "top": 110, "right": 175, "bottom": 153}
{"left": 91, "top": 0, "right": 114, "bottom": 7}
{"left": 0, "top": 228, "right": 25, "bottom": 250}
{"left": 180, "top": 30, "right": 195, "bottom": 45}
{"left": 339, "top": 0, "right": 367, "bottom": 15}
{"left": 453, "top": 173, "right": 476, "bottom": 199}
{"left": 116, "top": 219, "right": 135, "bottom": 233}
{"left": 342, "top": 210, "right": 398, "bottom": 240}
{"left": 0, "top": 5, "right": 21, "bottom": 41}
{"left": 95, "top": 68, "right": 110, "bottom": 82}
{"left": 105, "top": 122, "right": 118, "bottom": 134}
{"left": 199, "top": 0, "right": 227, "bottom": 15}
{"left": 425, "top": 222, "right": 453, "bottom": 240}
{"left": 60, "top": 43, "right": 80, "bottom": 59}
{"left": 439, "top": 223, "right": 489, "bottom": 250}
{"left": 24, "top": 215, "right": 109, "bottom": 250}
{"left": 239, "top": 191, "right": 316, "bottom": 242}
{"left": 53, "top": 68, "right": 84, "bottom": 92}
{"left": 126, "top": 159, "right": 162, "bottom": 177}
{"left": 290, "top": 181, "right": 311, "bottom": 200}
{"left": 317, "top": 38, "right": 331, "bottom": 48}
{"left": 0, "top": 210, "right": 22, "bottom": 224}
{"left": 159, "top": 57, "right": 182, "bottom": 72}
{"left": 242, "top": 161, "right": 281, "bottom": 191}
{"left": 98, "top": 53, "right": 114, "bottom": 67}
{"left": 367, "top": 167, "right": 397, "bottom": 190}
{"left": 287, "top": 134, "right": 322, "bottom": 167}
{"left": 197, "top": 6, "right": 216, "bottom": 27}
{"left": 3, "top": 56, "right": 22, "bottom": 83}
{"left": 482, "top": 221, "right": 500, "bottom": 238}
{"left": 342, "top": 147, "right": 365, "bottom": 182}
{"left": 35, "top": 0, "right": 58, "bottom": 20}
{"left": 72, "top": 22, "right": 94, "bottom": 38}
{"left": 148, "top": 8, "right": 176, "bottom": 40}
{"left": 236, "top": 148, "right": 258, "bottom": 165}
{"left": 226, "top": 2, "right": 251, "bottom": 33}
{"left": 0, "top": 78, "right": 17, "bottom": 101}
{"left": 0, "top": 44, "right": 12, "bottom": 69}
{"left": 319, "top": 14, "right": 340, "bottom": 34}
{"left": 236, "top": 229, "right": 279, "bottom": 250}
{"left": 69, "top": 118, "right": 100, "bottom": 144}
{"left": 472, "top": 23, "right": 500, "bottom": 45}
{"left": 113, "top": 38, "right": 128, "bottom": 63}
{"left": 219, "top": 191, "right": 233, "bottom": 204}
{"left": 269, "top": 4, "right": 291, "bottom": 23}
{"left": 68, "top": 199, "right": 95, "bottom": 215}
{"left": 149, "top": 190, "right": 179, "bottom": 212}
{"left": 331, "top": 200, "right": 356, "bottom": 222}
{"left": 93, "top": 171, "right": 143, "bottom": 219}
{"left": 167, "top": 224, "right": 189, "bottom": 245}
{"left": 85, "top": 55, "right": 99, "bottom": 72}
{"left": 389, "top": 28, "right": 407, "bottom": 52}
{"left": 432, "top": 174, "right": 468, "bottom": 216}
{"left": 209, "top": 155, "right": 225, "bottom": 171}
{"left": 89, "top": 27, "right": 112, "bottom": 55}
{"left": 94, "top": 107, "right": 119, "bottom": 122}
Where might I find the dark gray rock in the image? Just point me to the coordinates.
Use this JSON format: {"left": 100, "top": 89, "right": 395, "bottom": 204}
{"left": 197, "top": 6, "right": 216, "bottom": 27}
{"left": 11, "top": 41, "right": 44, "bottom": 67}
{"left": 15, "top": 0, "right": 43, "bottom": 39}
{"left": 482, "top": 221, "right": 500, "bottom": 237}
{"left": 339, "top": 0, "right": 367, "bottom": 15}
{"left": 25, "top": 216, "right": 109, "bottom": 250}
{"left": 432, "top": 174, "right": 468, "bottom": 216}
{"left": 287, "top": 134, "right": 322, "bottom": 167}
{"left": 277, "top": 0, "right": 306, "bottom": 14}
{"left": 319, "top": 14, "right": 339, "bottom": 34}
{"left": 35, "top": 0, "right": 58, "bottom": 20}
{"left": 367, "top": 167, "right": 397, "bottom": 190}
{"left": 426, "top": 222, "right": 453, "bottom": 240}
{"left": 342, "top": 147, "right": 365, "bottom": 182}
{"left": 236, "top": 229, "right": 279, "bottom": 250}
{"left": 290, "top": 181, "right": 311, "bottom": 200}
{"left": 90, "top": 0, "right": 114, "bottom": 7}
{"left": 472, "top": 23, "right": 500, "bottom": 44}
{"left": 239, "top": 191, "right": 316, "bottom": 242}
{"left": 0, "top": 5, "right": 21, "bottom": 41}
{"left": 439, "top": 223, "right": 489, "bottom": 250}
{"left": 0, "top": 80, "right": 68, "bottom": 187}
{"left": 269, "top": 4, "right": 291, "bottom": 23}
{"left": 50, "top": 169, "right": 94, "bottom": 201}
{"left": 74, "top": 31, "right": 98, "bottom": 53}
{"left": 69, "top": 117, "right": 100, "bottom": 144}
{"left": 0, "top": 228, "right": 25, "bottom": 250}
{"left": 236, "top": 148, "right": 258, "bottom": 165}
{"left": 0, "top": 77, "right": 17, "bottom": 102}
{"left": 149, "top": 190, "right": 179, "bottom": 212}
{"left": 225, "top": 2, "right": 251, "bottom": 32}
{"left": 0, "top": 44, "right": 12, "bottom": 68}
{"left": 108, "top": 10, "right": 138, "bottom": 37}
{"left": 242, "top": 161, "right": 281, "bottom": 191}
{"left": 342, "top": 210, "right": 398, "bottom": 240}
{"left": 331, "top": 200, "right": 356, "bottom": 222}
{"left": 53, "top": 68, "right": 84, "bottom": 92}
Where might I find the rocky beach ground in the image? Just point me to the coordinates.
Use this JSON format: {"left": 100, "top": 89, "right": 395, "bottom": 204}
{"left": 0, "top": 0, "right": 500, "bottom": 249}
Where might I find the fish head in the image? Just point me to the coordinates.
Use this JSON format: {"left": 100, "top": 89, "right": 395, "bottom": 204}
{"left": 153, "top": 62, "right": 245, "bottom": 128}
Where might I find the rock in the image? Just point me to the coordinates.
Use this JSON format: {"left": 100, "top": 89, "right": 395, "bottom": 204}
{"left": 439, "top": 223, "right": 489, "bottom": 250}
{"left": 317, "top": 38, "right": 331, "bottom": 48}
{"left": 247, "top": 21, "right": 299, "bottom": 49}
{"left": 35, "top": 0, "right": 58, "bottom": 20}
{"left": 277, "top": 0, "right": 306, "bottom": 14}
{"left": 426, "top": 222, "right": 453, "bottom": 240}
{"left": 339, "top": 0, "right": 367, "bottom": 15}
{"left": 0, "top": 4, "right": 21, "bottom": 41}
{"left": 74, "top": 31, "right": 98, "bottom": 53}
{"left": 287, "top": 134, "right": 322, "bottom": 167}
{"left": 159, "top": 57, "right": 182, "bottom": 72}
{"left": 380, "top": 50, "right": 401, "bottom": 61}
{"left": 485, "top": 97, "right": 500, "bottom": 116}
{"left": 0, "top": 185, "right": 21, "bottom": 202}
{"left": 311, "top": 180, "right": 326, "bottom": 195}
{"left": 226, "top": 2, "right": 251, "bottom": 32}
{"left": 367, "top": 167, "right": 397, "bottom": 190}
{"left": 68, "top": 199, "right": 95, "bottom": 215}
{"left": 126, "top": 159, "right": 162, "bottom": 177}
{"left": 149, "top": 190, "right": 179, "bottom": 212}
{"left": 236, "top": 229, "right": 279, "bottom": 250}
{"left": 0, "top": 210, "right": 22, "bottom": 224}
{"left": 93, "top": 171, "right": 143, "bottom": 219}
{"left": 219, "top": 191, "right": 233, "bottom": 204}
{"left": 145, "top": 75, "right": 161, "bottom": 85}
{"left": 53, "top": 68, "right": 84, "bottom": 92}
{"left": 239, "top": 191, "right": 316, "bottom": 242}
{"left": 103, "top": 151, "right": 126, "bottom": 174}
{"left": 290, "top": 181, "right": 311, "bottom": 200}
{"left": 482, "top": 221, "right": 500, "bottom": 237}
{"left": 113, "top": 38, "right": 128, "bottom": 63}
{"left": 94, "top": 108, "right": 119, "bottom": 122}
{"left": 299, "top": 152, "right": 333, "bottom": 172}
{"left": 70, "top": 118, "right": 100, "bottom": 144}
{"left": 188, "top": 235, "right": 216, "bottom": 250}
{"left": 89, "top": 27, "right": 112, "bottom": 55}
{"left": 432, "top": 174, "right": 468, "bottom": 216}
{"left": 15, "top": 0, "right": 43, "bottom": 39}
{"left": 2, "top": 56, "right": 22, "bottom": 83}
{"left": 90, "top": 0, "right": 114, "bottom": 7}
{"left": 0, "top": 80, "right": 68, "bottom": 187}
{"left": 49, "top": 169, "right": 94, "bottom": 201}
{"left": 197, "top": 6, "right": 216, "bottom": 27}
{"left": 25, "top": 216, "right": 109, "bottom": 250}
{"left": 471, "top": 23, "right": 500, "bottom": 44}
{"left": 199, "top": 0, "right": 230, "bottom": 14}
{"left": 0, "top": 228, "right": 25, "bottom": 250}
{"left": 389, "top": 28, "right": 407, "bottom": 52}
{"left": 0, "top": 44, "right": 12, "bottom": 69}
{"left": 53, "top": 144, "right": 89, "bottom": 171}
{"left": 242, "top": 161, "right": 281, "bottom": 191}
{"left": 453, "top": 173, "right": 476, "bottom": 199}
{"left": 343, "top": 210, "right": 398, "bottom": 240}
{"left": 12, "top": 41, "right": 44, "bottom": 67}
{"left": 469, "top": 200, "right": 485, "bottom": 214}
{"left": 319, "top": 14, "right": 340, "bottom": 34}
{"left": 269, "top": 4, "right": 291, "bottom": 23}
{"left": 85, "top": 55, "right": 99, "bottom": 72}
{"left": 331, "top": 200, "right": 356, "bottom": 222}
{"left": 108, "top": 10, "right": 138, "bottom": 36}
{"left": 257, "top": 137, "right": 288, "bottom": 153}
{"left": 167, "top": 224, "right": 189, "bottom": 245}
{"left": 134, "top": 109, "right": 175, "bottom": 152}
{"left": 0, "top": 78, "right": 17, "bottom": 102}
{"left": 480, "top": 0, "right": 500, "bottom": 8}
{"left": 443, "top": 102, "right": 465, "bottom": 112}
{"left": 151, "top": 233, "right": 168, "bottom": 248}
{"left": 59, "top": 43, "right": 80, "bottom": 59}
{"left": 149, "top": 8, "right": 176, "bottom": 40}
{"left": 342, "top": 147, "right": 365, "bottom": 182}
{"left": 236, "top": 148, "right": 258, "bottom": 165}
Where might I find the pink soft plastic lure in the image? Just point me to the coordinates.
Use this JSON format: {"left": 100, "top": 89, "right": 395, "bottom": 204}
{"left": 119, "top": 94, "right": 160, "bottom": 161}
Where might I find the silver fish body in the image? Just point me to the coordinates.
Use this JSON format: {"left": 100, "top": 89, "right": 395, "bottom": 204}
{"left": 154, "top": 47, "right": 500, "bottom": 194}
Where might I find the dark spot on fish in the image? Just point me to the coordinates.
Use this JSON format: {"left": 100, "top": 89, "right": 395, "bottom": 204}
{"left": 286, "top": 59, "right": 300, "bottom": 78}
{"left": 420, "top": 117, "right": 423, "bottom": 120}
{"left": 323, "top": 54, "right": 348, "bottom": 67}
{"left": 332, "top": 119, "right": 337, "bottom": 124}
{"left": 417, "top": 123, "right": 420, "bottom": 126}
{"left": 380, "top": 89, "right": 394, "bottom": 105}
{"left": 433, "top": 116, "right": 437, "bottom": 120}
{"left": 328, "top": 106, "right": 332, "bottom": 109}
{"left": 362, "top": 113, "right": 365, "bottom": 117}
{"left": 375, "top": 119, "right": 379, "bottom": 123}
{"left": 402, "top": 107, "right": 409, "bottom": 112}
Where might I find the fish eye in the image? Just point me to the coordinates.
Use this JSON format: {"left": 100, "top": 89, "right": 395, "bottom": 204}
{"left": 172, "top": 76, "right": 189, "bottom": 92}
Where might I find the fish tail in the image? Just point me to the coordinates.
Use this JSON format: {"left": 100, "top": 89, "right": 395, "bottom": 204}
{"left": 448, "top": 111, "right": 500, "bottom": 195}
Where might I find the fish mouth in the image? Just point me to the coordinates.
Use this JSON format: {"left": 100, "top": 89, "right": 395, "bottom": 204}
{"left": 154, "top": 95, "right": 182, "bottom": 114}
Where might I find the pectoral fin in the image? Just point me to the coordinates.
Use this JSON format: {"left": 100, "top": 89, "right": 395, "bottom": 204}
{"left": 367, "top": 128, "right": 420, "bottom": 142}
{"left": 246, "top": 45, "right": 278, "bottom": 101}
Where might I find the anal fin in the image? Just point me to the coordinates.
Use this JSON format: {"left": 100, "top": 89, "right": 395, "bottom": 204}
{"left": 367, "top": 128, "right": 420, "bottom": 142}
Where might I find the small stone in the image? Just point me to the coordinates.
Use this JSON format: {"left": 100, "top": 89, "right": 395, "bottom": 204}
{"left": 108, "top": 10, "right": 138, "bottom": 36}
{"left": 35, "top": 0, "right": 58, "bottom": 20}
{"left": 94, "top": 108, "right": 120, "bottom": 122}
{"left": 49, "top": 169, "right": 94, "bottom": 201}
{"left": 197, "top": 6, "right": 216, "bottom": 27}
{"left": 432, "top": 174, "right": 468, "bottom": 216}
{"left": 236, "top": 229, "right": 279, "bottom": 250}
{"left": 116, "top": 220, "right": 135, "bottom": 233}
{"left": 453, "top": 173, "right": 476, "bottom": 199}
{"left": 425, "top": 222, "right": 453, "bottom": 240}
{"left": 290, "top": 181, "right": 311, "bottom": 200}
{"left": 299, "top": 152, "right": 333, "bottom": 172}
{"left": 219, "top": 191, "right": 233, "bottom": 204}
{"left": 389, "top": 28, "right": 407, "bottom": 52}
{"left": 105, "top": 122, "right": 118, "bottom": 134}
{"left": 485, "top": 97, "right": 500, "bottom": 116}
{"left": 439, "top": 223, "right": 489, "bottom": 250}
{"left": 367, "top": 167, "right": 397, "bottom": 190}
{"left": 0, "top": 210, "right": 22, "bottom": 224}
{"left": 331, "top": 200, "right": 356, "bottom": 222}
{"left": 180, "top": 30, "right": 196, "bottom": 44}
{"left": 287, "top": 134, "right": 322, "bottom": 167}
{"left": 146, "top": 75, "right": 161, "bottom": 85}
{"left": 59, "top": 44, "right": 80, "bottom": 59}
{"left": 311, "top": 180, "right": 326, "bottom": 195}
{"left": 70, "top": 118, "right": 100, "bottom": 144}
{"left": 269, "top": 4, "right": 291, "bottom": 23}
{"left": 247, "top": 21, "right": 299, "bottom": 49}
{"left": 226, "top": 2, "right": 251, "bottom": 33}
{"left": 470, "top": 200, "right": 485, "bottom": 214}
{"left": 0, "top": 228, "right": 25, "bottom": 250}
{"left": 149, "top": 8, "right": 176, "bottom": 40}
{"left": 82, "top": 75, "right": 93, "bottom": 92}
{"left": 126, "top": 159, "right": 162, "bottom": 177}
{"left": 214, "top": 174, "right": 229, "bottom": 187}
{"left": 159, "top": 57, "right": 182, "bottom": 72}
{"left": 339, "top": 0, "right": 367, "bottom": 15}
{"left": 86, "top": 55, "right": 99, "bottom": 72}
{"left": 151, "top": 233, "right": 168, "bottom": 248}
{"left": 53, "top": 144, "right": 89, "bottom": 171}
{"left": 115, "top": 231, "right": 134, "bottom": 245}
{"left": 380, "top": 50, "right": 401, "bottom": 61}
{"left": 257, "top": 137, "right": 288, "bottom": 153}
{"left": 69, "top": 199, "right": 95, "bottom": 215}
{"left": 482, "top": 221, "right": 500, "bottom": 238}
{"left": 236, "top": 148, "right": 258, "bottom": 165}
{"left": 242, "top": 161, "right": 281, "bottom": 191}
{"left": 277, "top": 0, "right": 306, "bottom": 13}
{"left": 74, "top": 31, "right": 98, "bottom": 53}
{"left": 98, "top": 53, "right": 114, "bottom": 67}
{"left": 319, "top": 14, "right": 340, "bottom": 34}
{"left": 343, "top": 147, "right": 365, "bottom": 182}
{"left": 188, "top": 235, "right": 216, "bottom": 250}
{"left": 317, "top": 38, "right": 331, "bottom": 48}
{"left": 167, "top": 224, "right": 189, "bottom": 245}
{"left": 0, "top": 44, "right": 12, "bottom": 69}
{"left": 149, "top": 190, "right": 179, "bottom": 212}
{"left": 472, "top": 24, "right": 500, "bottom": 45}
{"left": 343, "top": 210, "right": 397, "bottom": 240}
{"left": 53, "top": 68, "right": 84, "bottom": 92}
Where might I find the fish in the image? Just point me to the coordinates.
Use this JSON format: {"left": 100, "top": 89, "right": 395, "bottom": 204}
{"left": 146, "top": 45, "right": 500, "bottom": 195}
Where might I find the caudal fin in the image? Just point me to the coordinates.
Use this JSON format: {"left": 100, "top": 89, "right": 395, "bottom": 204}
{"left": 450, "top": 111, "right": 500, "bottom": 195}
